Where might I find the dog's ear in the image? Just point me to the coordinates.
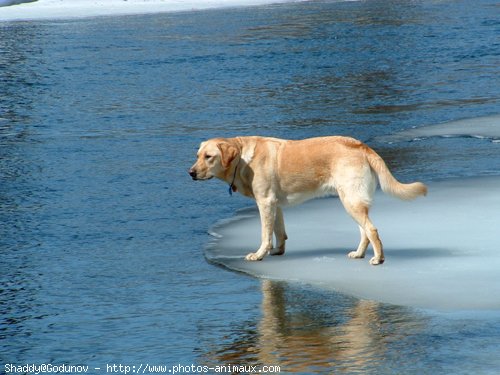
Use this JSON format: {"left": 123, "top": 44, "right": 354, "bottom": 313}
{"left": 217, "top": 142, "right": 240, "bottom": 169}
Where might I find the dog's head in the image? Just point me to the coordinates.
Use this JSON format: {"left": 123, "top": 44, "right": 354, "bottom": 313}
{"left": 189, "top": 138, "right": 240, "bottom": 181}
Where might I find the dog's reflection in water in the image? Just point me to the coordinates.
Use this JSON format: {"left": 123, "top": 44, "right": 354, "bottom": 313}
{"left": 206, "top": 280, "right": 423, "bottom": 373}
{"left": 256, "top": 280, "right": 384, "bottom": 372}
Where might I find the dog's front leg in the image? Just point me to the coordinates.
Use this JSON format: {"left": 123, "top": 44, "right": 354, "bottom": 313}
{"left": 245, "top": 198, "right": 276, "bottom": 261}
{"left": 270, "top": 207, "right": 287, "bottom": 256}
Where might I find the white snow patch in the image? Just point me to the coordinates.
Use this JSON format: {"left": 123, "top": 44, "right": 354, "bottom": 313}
{"left": 0, "top": 0, "right": 307, "bottom": 21}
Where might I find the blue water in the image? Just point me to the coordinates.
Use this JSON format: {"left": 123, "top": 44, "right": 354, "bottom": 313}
{"left": 1, "top": 0, "right": 500, "bottom": 373}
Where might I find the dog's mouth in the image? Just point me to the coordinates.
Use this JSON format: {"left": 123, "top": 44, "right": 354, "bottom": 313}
{"left": 194, "top": 176, "right": 213, "bottom": 182}
{"left": 190, "top": 172, "right": 213, "bottom": 181}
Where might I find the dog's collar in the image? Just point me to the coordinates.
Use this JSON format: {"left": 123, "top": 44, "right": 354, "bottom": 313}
{"left": 228, "top": 164, "right": 238, "bottom": 196}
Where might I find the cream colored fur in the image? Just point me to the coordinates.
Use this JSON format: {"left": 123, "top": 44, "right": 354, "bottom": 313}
{"left": 189, "top": 136, "right": 427, "bottom": 265}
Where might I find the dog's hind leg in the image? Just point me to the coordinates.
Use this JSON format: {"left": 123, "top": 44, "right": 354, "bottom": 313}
{"left": 340, "top": 197, "right": 385, "bottom": 265}
{"left": 271, "top": 206, "right": 287, "bottom": 256}
{"left": 348, "top": 225, "right": 370, "bottom": 259}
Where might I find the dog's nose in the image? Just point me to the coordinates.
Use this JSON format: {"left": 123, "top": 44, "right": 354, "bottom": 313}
{"left": 188, "top": 168, "right": 197, "bottom": 179}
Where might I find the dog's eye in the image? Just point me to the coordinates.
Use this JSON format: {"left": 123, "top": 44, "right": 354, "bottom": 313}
{"left": 205, "top": 154, "right": 213, "bottom": 160}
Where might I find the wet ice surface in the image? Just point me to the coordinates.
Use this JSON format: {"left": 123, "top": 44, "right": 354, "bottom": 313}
{"left": 207, "top": 176, "right": 500, "bottom": 311}
{"left": 377, "top": 114, "right": 500, "bottom": 143}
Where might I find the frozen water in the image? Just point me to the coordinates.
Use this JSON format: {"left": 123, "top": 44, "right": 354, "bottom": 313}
{"left": 0, "top": 0, "right": 306, "bottom": 21}
{"left": 0, "top": 0, "right": 36, "bottom": 7}
{"left": 377, "top": 114, "right": 500, "bottom": 143}
{"left": 207, "top": 177, "right": 500, "bottom": 311}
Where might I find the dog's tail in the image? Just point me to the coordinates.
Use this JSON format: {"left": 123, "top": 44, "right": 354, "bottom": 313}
{"left": 365, "top": 146, "right": 427, "bottom": 200}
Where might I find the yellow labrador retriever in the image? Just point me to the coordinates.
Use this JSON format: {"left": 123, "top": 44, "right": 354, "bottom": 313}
{"left": 189, "top": 136, "right": 427, "bottom": 265}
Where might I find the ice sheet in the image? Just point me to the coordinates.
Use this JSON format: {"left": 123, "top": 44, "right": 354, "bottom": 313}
{"left": 377, "top": 114, "right": 500, "bottom": 143}
{"left": 207, "top": 177, "right": 500, "bottom": 311}
{"left": 0, "top": 0, "right": 36, "bottom": 8}
{"left": 0, "top": 0, "right": 304, "bottom": 21}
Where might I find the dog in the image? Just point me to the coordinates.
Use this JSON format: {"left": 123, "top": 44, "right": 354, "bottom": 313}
{"left": 189, "top": 136, "right": 427, "bottom": 265}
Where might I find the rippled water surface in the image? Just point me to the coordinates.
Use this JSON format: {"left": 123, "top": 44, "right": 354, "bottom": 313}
{"left": 1, "top": 0, "right": 500, "bottom": 373}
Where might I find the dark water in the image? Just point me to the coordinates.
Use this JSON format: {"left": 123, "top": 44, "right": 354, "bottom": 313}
{"left": 1, "top": 0, "right": 500, "bottom": 373}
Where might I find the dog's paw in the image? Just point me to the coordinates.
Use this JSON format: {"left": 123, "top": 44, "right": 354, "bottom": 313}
{"left": 245, "top": 252, "right": 264, "bottom": 261}
{"left": 369, "top": 257, "right": 384, "bottom": 266}
{"left": 270, "top": 247, "right": 285, "bottom": 256}
{"left": 347, "top": 251, "right": 364, "bottom": 259}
